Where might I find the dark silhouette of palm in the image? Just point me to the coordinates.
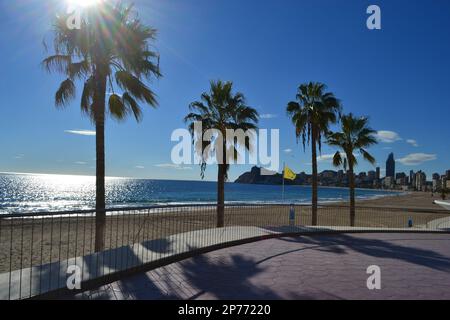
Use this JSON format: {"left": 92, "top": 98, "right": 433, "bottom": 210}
{"left": 286, "top": 82, "right": 341, "bottom": 225}
{"left": 185, "top": 80, "right": 258, "bottom": 227}
{"left": 43, "top": 2, "right": 161, "bottom": 251}
{"left": 441, "top": 188, "right": 449, "bottom": 200}
{"left": 327, "top": 113, "right": 378, "bottom": 226}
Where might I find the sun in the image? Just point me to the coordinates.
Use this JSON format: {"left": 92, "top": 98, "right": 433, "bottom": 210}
{"left": 67, "top": 0, "right": 103, "bottom": 7}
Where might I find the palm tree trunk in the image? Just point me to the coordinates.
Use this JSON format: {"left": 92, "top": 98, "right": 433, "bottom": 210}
{"left": 94, "top": 68, "right": 107, "bottom": 252}
{"left": 217, "top": 163, "right": 225, "bottom": 228}
{"left": 348, "top": 165, "right": 356, "bottom": 227}
{"left": 311, "top": 127, "right": 318, "bottom": 226}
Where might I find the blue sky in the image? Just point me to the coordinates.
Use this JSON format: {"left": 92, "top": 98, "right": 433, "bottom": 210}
{"left": 0, "top": 0, "right": 449, "bottom": 181}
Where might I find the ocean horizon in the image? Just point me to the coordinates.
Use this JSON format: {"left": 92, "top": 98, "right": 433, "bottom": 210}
{"left": 0, "top": 173, "right": 401, "bottom": 214}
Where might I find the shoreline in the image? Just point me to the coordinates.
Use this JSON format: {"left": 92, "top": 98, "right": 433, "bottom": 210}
{"left": 0, "top": 192, "right": 443, "bottom": 218}
{"left": 0, "top": 191, "right": 446, "bottom": 273}
{"left": 0, "top": 190, "right": 438, "bottom": 215}
{"left": 345, "top": 190, "right": 443, "bottom": 210}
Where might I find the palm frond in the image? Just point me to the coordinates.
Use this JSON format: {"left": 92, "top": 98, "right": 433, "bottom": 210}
{"left": 42, "top": 55, "right": 71, "bottom": 74}
{"left": 80, "top": 76, "right": 94, "bottom": 115}
{"left": 185, "top": 80, "right": 258, "bottom": 178}
{"left": 108, "top": 94, "right": 127, "bottom": 120}
{"left": 287, "top": 82, "right": 340, "bottom": 150}
{"left": 122, "top": 92, "right": 143, "bottom": 122}
{"left": 360, "top": 148, "right": 376, "bottom": 165}
{"left": 68, "top": 60, "right": 90, "bottom": 79}
{"left": 115, "top": 71, "right": 158, "bottom": 107}
{"left": 55, "top": 78, "right": 75, "bottom": 107}
{"left": 327, "top": 113, "right": 378, "bottom": 171}
{"left": 332, "top": 151, "right": 343, "bottom": 167}
{"left": 45, "top": 2, "right": 160, "bottom": 121}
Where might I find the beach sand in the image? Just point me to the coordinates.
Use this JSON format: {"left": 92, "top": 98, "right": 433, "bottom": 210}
{"left": 0, "top": 191, "right": 448, "bottom": 273}
{"left": 342, "top": 191, "right": 444, "bottom": 210}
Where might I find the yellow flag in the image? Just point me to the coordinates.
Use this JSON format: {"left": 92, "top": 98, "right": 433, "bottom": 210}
{"left": 283, "top": 165, "right": 296, "bottom": 180}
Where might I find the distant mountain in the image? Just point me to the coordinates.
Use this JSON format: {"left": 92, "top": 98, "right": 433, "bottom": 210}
{"left": 234, "top": 166, "right": 312, "bottom": 185}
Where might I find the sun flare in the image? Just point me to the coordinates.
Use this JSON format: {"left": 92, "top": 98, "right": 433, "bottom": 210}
{"left": 67, "top": 0, "right": 103, "bottom": 7}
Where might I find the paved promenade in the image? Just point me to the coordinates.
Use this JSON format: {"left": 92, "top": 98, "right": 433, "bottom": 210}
{"left": 71, "top": 233, "right": 450, "bottom": 300}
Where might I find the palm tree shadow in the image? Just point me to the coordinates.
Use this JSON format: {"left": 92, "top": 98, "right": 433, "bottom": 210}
{"left": 276, "top": 234, "right": 450, "bottom": 272}
{"left": 67, "top": 245, "right": 178, "bottom": 300}
{"left": 176, "top": 247, "right": 313, "bottom": 300}
{"left": 58, "top": 232, "right": 450, "bottom": 300}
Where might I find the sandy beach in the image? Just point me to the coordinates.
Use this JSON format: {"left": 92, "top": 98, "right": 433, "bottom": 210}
{"left": 0, "top": 192, "right": 448, "bottom": 273}
{"left": 343, "top": 191, "right": 444, "bottom": 210}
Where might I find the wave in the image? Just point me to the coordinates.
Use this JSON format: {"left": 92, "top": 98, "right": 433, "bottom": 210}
{"left": 0, "top": 173, "right": 402, "bottom": 215}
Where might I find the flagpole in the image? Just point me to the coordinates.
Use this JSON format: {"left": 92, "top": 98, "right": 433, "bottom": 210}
{"left": 282, "top": 161, "right": 285, "bottom": 202}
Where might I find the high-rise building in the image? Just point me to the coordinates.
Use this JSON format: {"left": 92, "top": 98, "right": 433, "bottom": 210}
{"left": 396, "top": 172, "right": 406, "bottom": 180}
{"left": 396, "top": 172, "right": 407, "bottom": 186}
{"left": 410, "top": 170, "right": 415, "bottom": 187}
{"left": 386, "top": 153, "right": 395, "bottom": 178}
{"left": 376, "top": 167, "right": 380, "bottom": 180}
{"left": 441, "top": 175, "right": 447, "bottom": 191}
{"left": 384, "top": 176, "right": 394, "bottom": 189}
{"left": 415, "top": 171, "right": 427, "bottom": 191}
{"left": 433, "top": 177, "right": 442, "bottom": 192}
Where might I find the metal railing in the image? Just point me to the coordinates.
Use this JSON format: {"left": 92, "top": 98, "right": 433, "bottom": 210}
{"left": 0, "top": 203, "right": 449, "bottom": 299}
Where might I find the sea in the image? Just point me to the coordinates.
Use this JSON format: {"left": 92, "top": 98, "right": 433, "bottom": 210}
{"left": 0, "top": 173, "right": 400, "bottom": 214}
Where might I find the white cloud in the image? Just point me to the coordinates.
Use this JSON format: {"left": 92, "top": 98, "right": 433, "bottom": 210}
{"left": 65, "top": 130, "right": 96, "bottom": 136}
{"left": 14, "top": 154, "right": 24, "bottom": 159}
{"left": 406, "top": 139, "right": 419, "bottom": 147}
{"left": 317, "top": 152, "right": 360, "bottom": 162}
{"left": 75, "top": 161, "right": 87, "bottom": 165}
{"left": 374, "top": 130, "right": 402, "bottom": 143}
{"left": 284, "top": 148, "right": 293, "bottom": 154}
{"left": 135, "top": 166, "right": 145, "bottom": 169}
{"left": 317, "top": 153, "right": 338, "bottom": 162}
{"left": 259, "top": 114, "right": 277, "bottom": 119}
{"left": 155, "top": 163, "right": 193, "bottom": 170}
{"left": 397, "top": 153, "right": 437, "bottom": 165}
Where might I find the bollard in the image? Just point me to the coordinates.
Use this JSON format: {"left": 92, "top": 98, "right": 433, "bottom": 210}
{"left": 408, "top": 217, "right": 413, "bottom": 228}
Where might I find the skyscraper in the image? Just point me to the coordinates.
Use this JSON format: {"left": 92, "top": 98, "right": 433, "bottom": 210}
{"left": 386, "top": 153, "right": 395, "bottom": 178}
{"left": 415, "top": 171, "right": 427, "bottom": 191}
{"left": 410, "top": 170, "right": 415, "bottom": 187}
{"left": 376, "top": 167, "right": 380, "bottom": 180}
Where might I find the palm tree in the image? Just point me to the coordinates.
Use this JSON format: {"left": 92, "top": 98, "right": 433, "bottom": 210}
{"left": 43, "top": 2, "right": 161, "bottom": 251}
{"left": 441, "top": 188, "right": 449, "bottom": 200}
{"left": 326, "top": 113, "right": 378, "bottom": 226}
{"left": 185, "top": 80, "right": 259, "bottom": 227}
{"left": 286, "top": 82, "right": 341, "bottom": 225}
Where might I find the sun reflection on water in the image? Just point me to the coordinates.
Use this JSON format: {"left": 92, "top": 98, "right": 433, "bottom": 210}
{"left": 0, "top": 173, "right": 127, "bottom": 213}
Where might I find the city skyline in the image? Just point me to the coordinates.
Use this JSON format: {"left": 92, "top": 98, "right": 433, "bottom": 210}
{"left": 234, "top": 152, "right": 450, "bottom": 191}
{"left": 1, "top": 151, "right": 447, "bottom": 183}
{"left": 0, "top": 0, "right": 449, "bottom": 181}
